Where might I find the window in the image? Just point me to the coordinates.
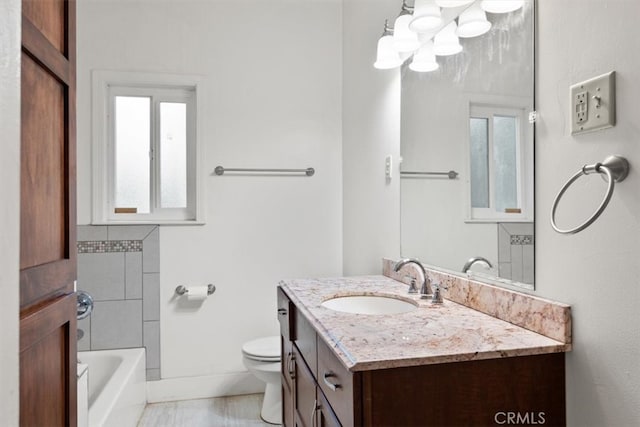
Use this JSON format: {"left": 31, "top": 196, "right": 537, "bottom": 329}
{"left": 467, "top": 103, "right": 532, "bottom": 221}
{"left": 92, "top": 71, "right": 204, "bottom": 224}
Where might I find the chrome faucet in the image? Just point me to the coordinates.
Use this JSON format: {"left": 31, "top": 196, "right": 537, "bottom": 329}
{"left": 394, "top": 258, "right": 432, "bottom": 298}
{"left": 462, "top": 256, "right": 493, "bottom": 273}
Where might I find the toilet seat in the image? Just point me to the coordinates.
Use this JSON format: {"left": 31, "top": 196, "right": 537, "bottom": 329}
{"left": 242, "top": 336, "right": 280, "bottom": 362}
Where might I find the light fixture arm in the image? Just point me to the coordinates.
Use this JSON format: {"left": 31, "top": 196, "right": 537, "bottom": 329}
{"left": 381, "top": 19, "right": 394, "bottom": 37}
{"left": 399, "top": 0, "right": 415, "bottom": 16}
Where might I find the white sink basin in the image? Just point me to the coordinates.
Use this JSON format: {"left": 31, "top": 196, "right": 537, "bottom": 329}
{"left": 321, "top": 295, "right": 417, "bottom": 315}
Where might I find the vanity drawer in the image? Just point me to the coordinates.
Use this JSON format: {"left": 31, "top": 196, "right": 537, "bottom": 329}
{"left": 317, "top": 337, "right": 355, "bottom": 427}
{"left": 277, "top": 286, "right": 295, "bottom": 341}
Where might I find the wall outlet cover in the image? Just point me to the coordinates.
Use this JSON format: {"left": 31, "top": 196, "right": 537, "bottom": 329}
{"left": 570, "top": 71, "right": 616, "bottom": 135}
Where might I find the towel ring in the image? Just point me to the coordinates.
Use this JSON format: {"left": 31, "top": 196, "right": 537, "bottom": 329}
{"left": 551, "top": 155, "right": 629, "bottom": 235}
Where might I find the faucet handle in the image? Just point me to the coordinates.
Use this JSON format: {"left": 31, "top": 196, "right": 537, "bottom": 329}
{"left": 404, "top": 275, "right": 418, "bottom": 294}
{"left": 430, "top": 283, "right": 447, "bottom": 304}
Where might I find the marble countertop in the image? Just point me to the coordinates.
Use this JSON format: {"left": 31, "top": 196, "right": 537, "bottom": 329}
{"left": 279, "top": 275, "right": 571, "bottom": 372}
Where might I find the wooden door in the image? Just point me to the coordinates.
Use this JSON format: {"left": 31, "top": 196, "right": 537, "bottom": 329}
{"left": 20, "top": 0, "right": 77, "bottom": 425}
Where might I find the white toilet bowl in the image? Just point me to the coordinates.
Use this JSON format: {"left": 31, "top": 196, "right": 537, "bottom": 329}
{"left": 242, "top": 336, "right": 281, "bottom": 425}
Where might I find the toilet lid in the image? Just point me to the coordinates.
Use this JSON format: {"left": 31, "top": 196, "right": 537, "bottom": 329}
{"left": 242, "top": 336, "right": 281, "bottom": 361}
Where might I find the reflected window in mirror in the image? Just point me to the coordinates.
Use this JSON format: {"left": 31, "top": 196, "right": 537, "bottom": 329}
{"left": 468, "top": 104, "right": 532, "bottom": 222}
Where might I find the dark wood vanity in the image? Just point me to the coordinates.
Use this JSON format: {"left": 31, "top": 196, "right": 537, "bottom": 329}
{"left": 278, "top": 286, "right": 566, "bottom": 427}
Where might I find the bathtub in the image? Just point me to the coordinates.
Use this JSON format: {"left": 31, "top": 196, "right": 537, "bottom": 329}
{"left": 78, "top": 348, "right": 147, "bottom": 427}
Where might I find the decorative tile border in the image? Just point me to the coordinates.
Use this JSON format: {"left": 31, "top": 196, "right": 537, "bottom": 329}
{"left": 382, "top": 258, "right": 572, "bottom": 344}
{"left": 510, "top": 235, "right": 534, "bottom": 245}
{"left": 77, "top": 240, "right": 143, "bottom": 254}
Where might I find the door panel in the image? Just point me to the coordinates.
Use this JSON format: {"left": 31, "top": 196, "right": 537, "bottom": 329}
{"left": 22, "top": 0, "right": 66, "bottom": 52}
{"left": 20, "top": 294, "right": 77, "bottom": 427}
{"left": 20, "top": 0, "right": 77, "bottom": 425}
{"left": 20, "top": 52, "right": 66, "bottom": 270}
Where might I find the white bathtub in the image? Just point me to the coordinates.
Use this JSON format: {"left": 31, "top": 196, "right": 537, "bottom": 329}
{"left": 78, "top": 348, "right": 147, "bottom": 427}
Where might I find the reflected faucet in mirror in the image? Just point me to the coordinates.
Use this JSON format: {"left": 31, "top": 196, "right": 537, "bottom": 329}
{"left": 462, "top": 256, "right": 493, "bottom": 273}
{"left": 394, "top": 258, "right": 433, "bottom": 298}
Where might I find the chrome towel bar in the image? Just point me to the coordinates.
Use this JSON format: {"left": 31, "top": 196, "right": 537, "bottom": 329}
{"left": 550, "top": 155, "right": 629, "bottom": 235}
{"left": 400, "top": 170, "right": 459, "bottom": 179}
{"left": 214, "top": 166, "right": 315, "bottom": 176}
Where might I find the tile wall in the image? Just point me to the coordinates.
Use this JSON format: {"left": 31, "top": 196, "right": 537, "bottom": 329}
{"left": 76, "top": 225, "right": 161, "bottom": 381}
{"left": 497, "top": 222, "right": 534, "bottom": 285}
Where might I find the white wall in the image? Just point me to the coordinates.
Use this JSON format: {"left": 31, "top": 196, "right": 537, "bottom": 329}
{"left": 77, "top": 0, "right": 343, "bottom": 394}
{"left": 344, "top": 0, "right": 640, "bottom": 425}
{"left": 342, "top": 0, "right": 402, "bottom": 275}
{"left": 535, "top": 0, "right": 640, "bottom": 424}
{"left": 0, "top": 0, "right": 21, "bottom": 423}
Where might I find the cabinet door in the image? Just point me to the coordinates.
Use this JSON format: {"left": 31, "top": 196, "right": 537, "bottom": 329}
{"left": 278, "top": 287, "right": 295, "bottom": 341}
{"left": 282, "top": 336, "right": 295, "bottom": 427}
{"left": 317, "top": 390, "right": 341, "bottom": 427}
{"left": 293, "top": 346, "right": 317, "bottom": 427}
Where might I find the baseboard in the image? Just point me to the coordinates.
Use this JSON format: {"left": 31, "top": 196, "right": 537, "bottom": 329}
{"left": 146, "top": 371, "right": 264, "bottom": 403}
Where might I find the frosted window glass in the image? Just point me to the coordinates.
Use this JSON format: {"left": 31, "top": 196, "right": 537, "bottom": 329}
{"left": 114, "top": 96, "right": 150, "bottom": 213}
{"left": 160, "top": 102, "right": 187, "bottom": 208}
{"left": 470, "top": 117, "right": 489, "bottom": 208}
{"left": 493, "top": 115, "right": 518, "bottom": 212}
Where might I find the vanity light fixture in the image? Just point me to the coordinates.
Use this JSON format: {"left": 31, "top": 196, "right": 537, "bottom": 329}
{"left": 393, "top": 0, "right": 421, "bottom": 52}
{"left": 374, "top": 0, "right": 525, "bottom": 72}
{"left": 433, "top": 21, "right": 463, "bottom": 56}
{"left": 481, "top": 0, "right": 524, "bottom": 14}
{"left": 374, "top": 20, "right": 404, "bottom": 70}
{"left": 409, "top": 0, "right": 443, "bottom": 33}
{"left": 456, "top": 2, "right": 492, "bottom": 38}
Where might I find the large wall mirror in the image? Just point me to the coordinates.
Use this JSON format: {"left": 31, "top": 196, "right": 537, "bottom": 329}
{"left": 400, "top": 0, "right": 535, "bottom": 290}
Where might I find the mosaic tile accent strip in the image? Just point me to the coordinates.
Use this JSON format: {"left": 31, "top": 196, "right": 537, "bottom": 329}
{"left": 78, "top": 240, "right": 143, "bottom": 253}
{"left": 510, "top": 235, "right": 534, "bottom": 245}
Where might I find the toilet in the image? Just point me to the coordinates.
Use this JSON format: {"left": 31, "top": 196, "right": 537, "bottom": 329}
{"left": 242, "top": 336, "right": 281, "bottom": 425}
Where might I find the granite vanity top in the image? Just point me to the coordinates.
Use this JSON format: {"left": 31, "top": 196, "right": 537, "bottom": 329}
{"left": 279, "top": 275, "right": 571, "bottom": 372}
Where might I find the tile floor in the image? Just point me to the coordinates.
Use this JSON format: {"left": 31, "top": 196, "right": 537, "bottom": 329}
{"left": 137, "top": 393, "right": 275, "bottom": 426}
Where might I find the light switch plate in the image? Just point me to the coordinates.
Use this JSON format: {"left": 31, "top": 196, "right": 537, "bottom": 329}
{"left": 570, "top": 71, "right": 616, "bottom": 135}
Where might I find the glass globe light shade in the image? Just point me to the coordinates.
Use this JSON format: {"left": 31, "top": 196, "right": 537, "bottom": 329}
{"left": 393, "top": 14, "right": 421, "bottom": 52}
{"left": 374, "top": 35, "right": 403, "bottom": 69}
{"left": 409, "top": 0, "right": 443, "bottom": 33}
{"left": 433, "top": 21, "right": 463, "bottom": 56}
{"left": 436, "top": 0, "right": 474, "bottom": 8}
{"left": 457, "top": 3, "right": 492, "bottom": 38}
{"left": 481, "top": 0, "right": 524, "bottom": 14}
{"left": 409, "top": 41, "right": 439, "bottom": 72}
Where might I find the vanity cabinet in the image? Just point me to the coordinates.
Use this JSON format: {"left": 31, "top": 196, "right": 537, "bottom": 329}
{"left": 278, "top": 286, "right": 566, "bottom": 426}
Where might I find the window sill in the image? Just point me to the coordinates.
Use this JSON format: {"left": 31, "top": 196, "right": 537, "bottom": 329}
{"left": 464, "top": 218, "right": 533, "bottom": 224}
{"left": 91, "top": 220, "right": 205, "bottom": 226}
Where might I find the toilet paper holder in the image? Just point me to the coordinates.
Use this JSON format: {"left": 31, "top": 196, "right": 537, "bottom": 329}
{"left": 175, "top": 284, "right": 216, "bottom": 296}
